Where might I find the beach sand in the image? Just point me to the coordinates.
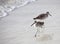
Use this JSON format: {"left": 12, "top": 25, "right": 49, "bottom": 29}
{"left": 0, "top": 0, "right": 60, "bottom": 44}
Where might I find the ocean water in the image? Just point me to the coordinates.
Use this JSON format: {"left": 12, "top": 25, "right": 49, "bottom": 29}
{"left": 0, "top": 0, "right": 36, "bottom": 17}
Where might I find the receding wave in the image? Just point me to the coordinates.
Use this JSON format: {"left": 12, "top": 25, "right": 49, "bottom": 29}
{"left": 0, "top": 0, "right": 36, "bottom": 18}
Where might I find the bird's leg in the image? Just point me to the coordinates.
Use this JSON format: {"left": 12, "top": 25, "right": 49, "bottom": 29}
{"left": 35, "top": 29, "right": 38, "bottom": 37}
{"left": 40, "top": 25, "right": 45, "bottom": 33}
{"left": 35, "top": 27, "right": 40, "bottom": 37}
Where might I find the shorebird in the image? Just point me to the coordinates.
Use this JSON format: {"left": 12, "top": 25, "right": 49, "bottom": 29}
{"left": 33, "top": 12, "right": 52, "bottom": 20}
{"left": 31, "top": 21, "right": 44, "bottom": 28}
{"left": 31, "top": 21, "right": 44, "bottom": 37}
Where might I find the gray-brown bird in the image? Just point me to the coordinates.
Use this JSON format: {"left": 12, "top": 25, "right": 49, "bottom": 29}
{"left": 31, "top": 21, "right": 44, "bottom": 37}
{"left": 33, "top": 12, "right": 52, "bottom": 20}
{"left": 31, "top": 21, "right": 44, "bottom": 28}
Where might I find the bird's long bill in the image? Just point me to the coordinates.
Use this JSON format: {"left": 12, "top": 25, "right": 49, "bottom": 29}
{"left": 31, "top": 22, "right": 35, "bottom": 26}
{"left": 49, "top": 13, "right": 52, "bottom": 16}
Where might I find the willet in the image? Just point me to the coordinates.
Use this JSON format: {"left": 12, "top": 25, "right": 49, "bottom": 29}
{"left": 31, "top": 21, "right": 44, "bottom": 37}
{"left": 33, "top": 12, "right": 52, "bottom": 20}
{"left": 31, "top": 21, "right": 44, "bottom": 27}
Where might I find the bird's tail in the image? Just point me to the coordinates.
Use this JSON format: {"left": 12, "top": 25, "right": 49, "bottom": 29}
{"left": 33, "top": 18, "right": 36, "bottom": 20}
